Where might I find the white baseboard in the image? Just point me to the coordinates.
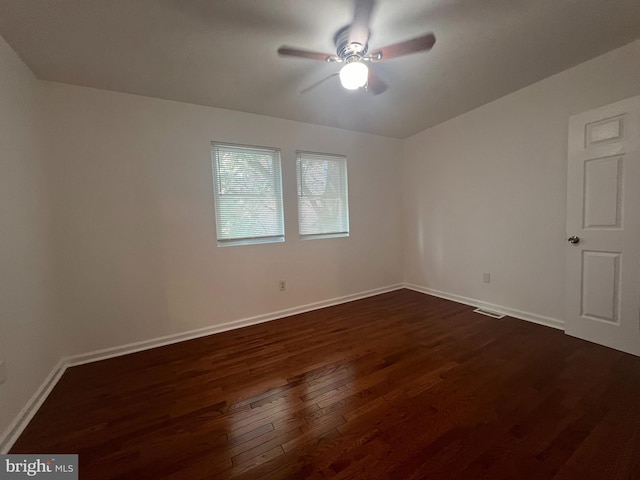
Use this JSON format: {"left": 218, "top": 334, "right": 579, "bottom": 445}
{"left": 2, "top": 282, "right": 562, "bottom": 453}
{"left": 0, "top": 359, "right": 68, "bottom": 453}
{"left": 404, "top": 283, "right": 565, "bottom": 331}
{"left": 0, "top": 283, "right": 403, "bottom": 452}
{"left": 65, "top": 284, "right": 404, "bottom": 367}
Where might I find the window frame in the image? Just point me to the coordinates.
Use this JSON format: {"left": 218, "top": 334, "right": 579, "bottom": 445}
{"left": 210, "top": 142, "right": 285, "bottom": 247}
{"left": 296, "top": 150, "right": 350, "bottom": 241}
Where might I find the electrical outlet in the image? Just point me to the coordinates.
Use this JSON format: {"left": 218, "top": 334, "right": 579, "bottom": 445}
{"left": 0, "top": 361, "right": 6, "bottom": 385}
{"left": 482, "top": 272, "right": 491, "bottom": 284}
{"left": 279, "top": 280, "right": 286, "bottom": 291}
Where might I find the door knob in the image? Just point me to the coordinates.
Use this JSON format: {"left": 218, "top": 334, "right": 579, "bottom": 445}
{"left": 568, "top": 236, "right": 580, "bottom": 244}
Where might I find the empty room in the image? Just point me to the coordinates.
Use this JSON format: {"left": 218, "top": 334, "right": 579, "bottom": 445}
{"left": 1, "top": 0, "right": 640, "bottom": 478}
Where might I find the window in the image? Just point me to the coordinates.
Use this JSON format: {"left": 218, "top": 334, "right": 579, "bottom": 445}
{"left": 211, "top": 142, "right": 284, "bottom": 246}
{"left": 296, "top": 151, "right": 349, "bottom": 239}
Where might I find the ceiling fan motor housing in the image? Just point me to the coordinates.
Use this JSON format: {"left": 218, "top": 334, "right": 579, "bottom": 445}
{"left": 334, "top": 25, "right": 368, "bottom": 61}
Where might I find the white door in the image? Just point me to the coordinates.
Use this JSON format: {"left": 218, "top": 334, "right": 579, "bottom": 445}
{"left": 565, "top": 95, "right": 640, "bottom": 356}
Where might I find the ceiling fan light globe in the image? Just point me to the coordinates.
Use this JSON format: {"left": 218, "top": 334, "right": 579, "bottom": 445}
{"left": 339, "top": 62, "right": 368, "bottom": 90}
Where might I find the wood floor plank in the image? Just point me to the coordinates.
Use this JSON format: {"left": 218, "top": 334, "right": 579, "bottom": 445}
{"left": 10, "top": 289, "right": 640, "bottom": 479}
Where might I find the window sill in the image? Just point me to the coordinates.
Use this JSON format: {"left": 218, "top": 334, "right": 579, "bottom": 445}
{"left": 299, "top": 233, "right": 349, "bottom": 241}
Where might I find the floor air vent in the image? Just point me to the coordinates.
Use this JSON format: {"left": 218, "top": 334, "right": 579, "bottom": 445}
{"left": 473, "top": 308, "right": 505, "bottom": 319}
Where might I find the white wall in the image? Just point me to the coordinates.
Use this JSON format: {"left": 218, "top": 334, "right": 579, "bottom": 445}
{"left": 402, "top": 40, "right": 640, "bottom": 324}
{"left": 41, "top": 82, "right": 404, "bottom": 355}
{"left": 3, "top": 31, "right": 640, "bottom": 449}
{"left": 0, "top": 39, "right": 62, "bottom": 445}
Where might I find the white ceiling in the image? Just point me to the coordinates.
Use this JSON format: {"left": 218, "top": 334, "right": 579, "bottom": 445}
{"left": 1, "top": 0, "right": 639, "bottom": 138}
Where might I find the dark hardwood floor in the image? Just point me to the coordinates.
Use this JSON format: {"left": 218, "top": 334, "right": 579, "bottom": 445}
{"left": 11, "top": 289, "right": 640, "bottom": 479}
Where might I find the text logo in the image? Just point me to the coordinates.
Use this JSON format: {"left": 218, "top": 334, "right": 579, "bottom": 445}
{"left": 0, "top": 455, "right": 77, "bottom": 479}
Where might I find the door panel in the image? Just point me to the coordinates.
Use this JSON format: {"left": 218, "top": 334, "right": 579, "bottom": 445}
{"left": 585, "top": 114, "right": 625, "bottom": 146}
{"left": 583, "top": 156, "right": 622, "bottom": 229}
{"left": 581, "top": 251, "right": 620, "bottom": 323}
{"left": 566, "top": 96, "right": 640, "bottom": 356}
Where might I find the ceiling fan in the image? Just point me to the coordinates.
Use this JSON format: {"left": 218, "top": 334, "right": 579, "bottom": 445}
{"left": 277, "top": 0, "right": 436, "bottom": 95}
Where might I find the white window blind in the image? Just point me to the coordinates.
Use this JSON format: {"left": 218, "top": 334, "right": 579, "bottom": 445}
{"left": 211, "top": 143, "right": 284, "bottom": 246}
{"left": 296, "top": 151, "right": 349, "bottom": 239}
